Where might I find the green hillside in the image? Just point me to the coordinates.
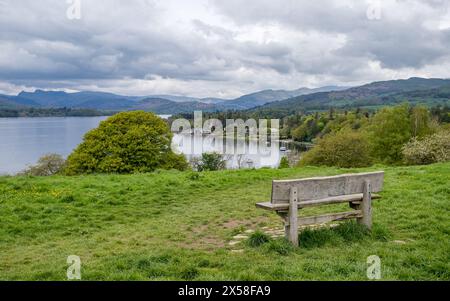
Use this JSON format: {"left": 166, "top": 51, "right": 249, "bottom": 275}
{"left": 134, "top": 98, "right": 218, "bottom": 114}
{"left": 2, "top": 78, "right": 450, "bottom": 116}
{"left": 253, "top": 78, "right": 450, "bottom": 114}
{"left": 0, "top": 163, "right": 448, "bottom": 280}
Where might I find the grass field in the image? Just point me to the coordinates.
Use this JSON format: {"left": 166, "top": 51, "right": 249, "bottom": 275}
{"left": 0, "top": 163, "right": 449, "bottom": 280}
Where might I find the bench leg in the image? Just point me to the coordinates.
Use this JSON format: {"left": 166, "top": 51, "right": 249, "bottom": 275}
{"left": 288, "top": 187, "right": 299, "bottom": 246}
{"left": 357, "top": 180, "right": 372, "bottom": 230}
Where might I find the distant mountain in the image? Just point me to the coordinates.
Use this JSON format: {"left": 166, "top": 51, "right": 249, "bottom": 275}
{"left": 223, "top": 86, "right": 349, "bottom": 110}
{"left": 0, "top": 96, "right": 25, "bottom": 109}
{"left": 0, "top": 86, "right": 347, "bottom": 113}
{"left": 198, "top": 97, "right": 229, "bottom": 104}
{"left": 253, "top": 78, "right": 450, "bottom": 112}
{"left": 1, "top": 78, "right": 448, "bottom": 115}
{"left": 0, "top": 94, "right": 41, "bottom": 107}
{"left": 131, "top": 98, "right": 217, "bottom": 114}
{"left": 146, "top": 95, "right": 199, "bottom": 103}
{"left": 17, "top": 90, "right": 139, "bottom": 109}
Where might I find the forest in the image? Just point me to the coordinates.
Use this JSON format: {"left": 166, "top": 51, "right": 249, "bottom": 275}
{"left": 0, "top": 107, "right": 111, "bottom": 118}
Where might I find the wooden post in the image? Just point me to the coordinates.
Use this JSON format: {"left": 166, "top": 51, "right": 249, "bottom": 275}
{"left": 288, "top": 187, "right": 299, "bottom": 246}
{"left": 358, "top": 180, "right": 372, "bottom": 230}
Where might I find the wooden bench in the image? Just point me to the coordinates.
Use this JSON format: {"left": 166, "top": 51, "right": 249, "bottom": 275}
{"left": 256, "top": 172, "right": 384, "bottom": 246}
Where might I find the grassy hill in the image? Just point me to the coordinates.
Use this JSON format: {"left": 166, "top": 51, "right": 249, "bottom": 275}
{"left": 0, "top": 163, "right": 449, "bottom": 280}
{"left": 223, "top": 86, "right": 349, "bottom": 110}
{"left": 252, "top": 78, "right": 450, "bottom": 114}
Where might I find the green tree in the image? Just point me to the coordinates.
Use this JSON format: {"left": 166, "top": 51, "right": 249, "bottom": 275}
{"left": 410, "top": 106, "right": 436, "bottom": 138}
{"left": 65, "top": 111, "right": 188, "bottom": 175}
{"left": 192, "top": 153, "right": 226, "bottom": 172}
{"left": 292, "top": 123, "right": 309, "bottom": 141}
{"left": 279, "top": 157, "right": 290, "bottom": 169}
{"left": 367, "top": 104, "right": 412, "bottom": 164}
{"left": 299, "top": 130, "right": 372, "bottom": 168}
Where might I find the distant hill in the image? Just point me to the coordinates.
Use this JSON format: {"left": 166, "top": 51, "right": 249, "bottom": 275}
{"left": 252, "top": 78, "right": 450, "bottom": 113}
{"left": 0, "top": 85, "right": 347, "bottom": 113}
{"left": 198, "top": 97, "right": 229, "bottom": 104}
{"left": 146, "top": 95, "right": 201, "bottom": 103}
{"left": 131, "top": 98, "right": 217, "bottom": 114}
{"left": 16, "top": 90, "right": 139, "bottom": 109}
{"left": 0, "top": 96, "right": 24, "bottom": 109}
{"left": 1, "top": 78, "right": 449, "bottom": 115}
{"left": 0, "top": 94, "right": 40, "bottom": 108}
{"left": 223, "top": 86, "right": 349, "bottom": 110}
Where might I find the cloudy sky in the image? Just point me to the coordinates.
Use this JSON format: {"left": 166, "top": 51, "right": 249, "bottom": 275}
{"left": 0, "top": 0, "right": 449, "bottom": 98}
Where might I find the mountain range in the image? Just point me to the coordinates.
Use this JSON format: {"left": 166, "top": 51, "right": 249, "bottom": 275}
{"left": 249, "top": 77, "right": 450, "bottom": 114}
{"left": 1, "top": 77, "right": 449, "bottom": 114}
{"left": 0, "top": 85, "right": 347, "bottom": 113}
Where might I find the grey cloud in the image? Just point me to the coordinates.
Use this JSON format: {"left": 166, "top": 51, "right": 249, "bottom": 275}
{"left": 335, "top": 21, "right": 450, "bottom": 69}
{"left": 0, "top": 0, "right": 449, "bottom": 97}
{"left": 212, "top": 0, "right": 450, "bottom": 72}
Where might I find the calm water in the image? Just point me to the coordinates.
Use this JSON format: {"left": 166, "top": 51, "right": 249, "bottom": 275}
{"left": 0, "top": 117, "right": 109, "bottom": 175}
{"left": 172, "top": 134, "right": 282, "bottom": 170}
{"left": 0, "top": 116, "right": 283, "bottom": 175}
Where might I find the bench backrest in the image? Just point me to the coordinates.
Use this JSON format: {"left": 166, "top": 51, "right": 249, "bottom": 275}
{"left": 271, "top": 172, "right": 384, "bottom": 204}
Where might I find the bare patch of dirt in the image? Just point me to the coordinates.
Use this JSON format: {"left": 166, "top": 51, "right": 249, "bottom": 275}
{"left": 222, "top": 220, "right": 246, "bottom": 229}
{"left": 192, "top": 224, "right": 209, "bottom": 234}
{"left": 222, "top": 217, "right": 271, "bottom": 229}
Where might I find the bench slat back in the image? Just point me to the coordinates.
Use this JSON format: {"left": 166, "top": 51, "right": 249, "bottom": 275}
{"left": 271, "top": 172, "right": 384, "bottom": 204}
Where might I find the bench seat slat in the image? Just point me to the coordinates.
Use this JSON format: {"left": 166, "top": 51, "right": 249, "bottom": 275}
{"left": 295, "top": 210, "right": 363, "bottom": 226}
{"left": 256, "top": 193, "right": 381, "bottom": 211}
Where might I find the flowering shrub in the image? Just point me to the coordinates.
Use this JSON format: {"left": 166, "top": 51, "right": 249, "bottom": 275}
{"left": 20, "top": 154, "right": 66, "bottom": 176}
{"left": 402, "top": 130, "right": 450, "bottom": 165}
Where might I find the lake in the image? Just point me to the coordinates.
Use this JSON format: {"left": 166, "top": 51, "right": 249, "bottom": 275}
{"left": 0, "top": 117, "right": 109, "bottom": 175}
{"left": 171, "top": 134, "right": 283, "bottom": 170}
{"left": 0, "top": 116, "right": 285, "bottom": 175}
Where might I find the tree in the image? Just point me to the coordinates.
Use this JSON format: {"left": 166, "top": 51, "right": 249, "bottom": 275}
{"left": 21, "top": 154, "right": 66, "bottom": 176}
{"left": 299, "top": 130, "right": 372, "bottom": 168}
{"left": 192, "top": 153, "right": 226, "bottom": 171}
{"left": 279, "top": 157, "right": 290, "bottom": 169}
{"left": 402, "top": 130, "right": 450, "bottom": 165}
{"left": 292, "top": 123, "right": 309, "bottom": 141}
{"left": 367, "top": 104, "right": 412, "bottom": 164}
{"left": 410, "top": 106, "right": 436, "bottom": 138}
{"left": 367, "top": 104, "right": 439, "bottom": 164}
{"left": 65, "top": 111, "right": 188, "bottom": 175}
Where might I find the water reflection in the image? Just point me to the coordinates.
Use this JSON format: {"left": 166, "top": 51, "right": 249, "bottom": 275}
{"left": 172, "top": 134, "right": 282, "bottom": 169}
